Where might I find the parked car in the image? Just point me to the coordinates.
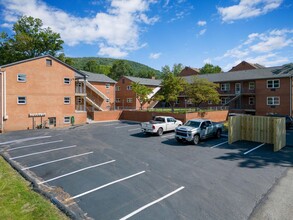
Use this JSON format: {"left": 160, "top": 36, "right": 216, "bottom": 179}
{"left": 175, "top": 119, "right": 223, "bottom": 144}
{"left": 141, "top": 116, "right": 182, "bottom": 136}
{"left": 267, "top": 114, "right": 293, "bottom": 129}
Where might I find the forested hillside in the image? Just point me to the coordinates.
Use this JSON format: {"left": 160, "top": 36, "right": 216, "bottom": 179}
{"left": 71, "top": 57, "right": 161, "bottom": 80}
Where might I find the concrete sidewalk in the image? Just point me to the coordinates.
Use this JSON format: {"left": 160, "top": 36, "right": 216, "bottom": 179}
{"left": 250, "top": 167, "right": 293, "bottom": 220}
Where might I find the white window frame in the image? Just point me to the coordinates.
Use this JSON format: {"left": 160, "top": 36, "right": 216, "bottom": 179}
{"left": 106, "top": 98, "right": 110, "bottom": 103}
{"left": 64, "top": 97, "right": 71, "bottom": 104}
{"left": 127, "top": 85, "right": 132, "bottom": 91}
{"left": 116, "top": 98, "right": 120, "bottom": 103}
{"left": 126, "top": 98, "right": 132, "bottom": 103}
{"left": 221, "top": 83, "right": 230, "bottom": 91}
{"left": 221, "top": 97, "right": 230, "bottom": 105}
{"left": 106, "top": 83, "right": 110, "bottom": 89}
{"left": 267, "top": 79, "right": 280, "bottom": 89}
{"left": 64, "top": 116, "right": 70, "bottom": 124}
{"left": 46, "top": 59, "right": 52, "bottom": 66}
{"left": 248, "top": 82, "right": 255, "bottom": 90}
{"left": 17, "top": 96, "right": 26, "bottom": 104}
{"left": 249, "top": 97, "right": 255, "bottom": 105}
{"left": 76, "top": 97, "right": 82, "bottom": 104}
{"left": 267, "top": 96, "right": 280, "bottom": 106}
{"left": 64, "top": 77, "right": 70, "bottom": 84}
{"left": 17, "top": 74, "right": 26, "bottom": 82}
{"left": 116, "top": 86, "right": 120, "bottom": 91}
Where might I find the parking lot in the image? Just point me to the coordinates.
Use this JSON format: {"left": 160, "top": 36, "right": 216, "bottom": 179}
{"left": 1, "top": 121, "right": 292, "bottom": 220}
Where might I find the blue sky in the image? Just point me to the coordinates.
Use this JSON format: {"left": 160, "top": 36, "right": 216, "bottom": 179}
{"left": 0, "top": 0, "right": 292, "bottom": 71}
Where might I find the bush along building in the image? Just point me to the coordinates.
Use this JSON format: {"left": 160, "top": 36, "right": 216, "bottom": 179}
{"left": 115, "top": 76, "right": 161, "bottom": 110}
{"left": 0, "top": 55, "right": 117, "bottom": 132}
{"left": 182, "top": 63, "right": 293, "bottom": 116}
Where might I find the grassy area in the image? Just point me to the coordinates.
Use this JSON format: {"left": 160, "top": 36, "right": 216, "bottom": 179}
{"left": 0, "top": 157, "right": 68, "bottom": 220}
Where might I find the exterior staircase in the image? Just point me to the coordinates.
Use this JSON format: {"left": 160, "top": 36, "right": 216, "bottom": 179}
{"left": 86, "top": 97, "right": 104, "bottom": 111}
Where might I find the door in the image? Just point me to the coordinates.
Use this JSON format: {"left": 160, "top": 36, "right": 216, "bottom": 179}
{"left": 235, "top": 83, "right": 241, "bottom": 94}
{"left": 166, "top": 118, "right": 176, "bottom": 131}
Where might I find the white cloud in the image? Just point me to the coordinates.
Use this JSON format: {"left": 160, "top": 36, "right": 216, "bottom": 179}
{"left": 218, "top": 0, "right": 283, "bottom": 23}
{"left": 197, "top": 20, "right": 206, "bottom": 26}
{"left": 198, "top": 29, "right": 207, "bottom": 36}
{"left": 149, "top": 52, "right": 161, "bottom": 59}
{"left": 216, "top": 28, "right": 293, "bottom": 70}
{"left": 0, "top": 0, "right": 158, "bottom": 58}
{"left": 203, "top": 58, "right": 211, "bottom": 64}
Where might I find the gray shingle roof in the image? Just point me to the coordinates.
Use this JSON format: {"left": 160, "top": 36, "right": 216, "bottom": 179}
{"left": 124, "top": 76, "right": 161, "bottom": 86}
{"left": 81, "top": 71, "right": 116, "bottom": 83}
{"left": 183, "top": 64, "right": 293, "bottom": 83}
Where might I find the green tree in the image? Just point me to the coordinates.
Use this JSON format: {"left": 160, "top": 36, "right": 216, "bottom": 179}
{"left": 185, "top": 76, "right": 220, "bottom": 110}
{"left": 0, "top": 16, "right": 64, "bottom": 65}
{"left": 84, "top": 60, "right": 99, "bottom": 72}
{"left": 200, "top": 63, "right": 222, "bottom": 74}
{"left": 161, "top": 63, "right": 184, "bottom": 77}
{"left": 137, "top": 69, "right": 156, "bottom": 78}
{"left": 131, "top": 82, "right": 153, "bottom": 110}
{"left": 156, "top": 73, "right": 187, "bottom": 112}
{"left": 109, "top": 60, "right": 134, "bottom": 80}
{"left": 57, "top": 53, "right": 74, "bottom": 66}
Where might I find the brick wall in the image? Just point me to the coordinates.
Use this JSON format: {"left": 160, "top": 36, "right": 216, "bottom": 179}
{"left": 93, "top": 110, "right": 122, "bottom": 121}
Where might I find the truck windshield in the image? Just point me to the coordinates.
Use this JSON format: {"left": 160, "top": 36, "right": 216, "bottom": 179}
{"left": 184, "top": 121, "right": 200, "bottom": 128}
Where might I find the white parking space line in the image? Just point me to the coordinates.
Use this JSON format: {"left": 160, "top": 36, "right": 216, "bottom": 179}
{"left": 38, "top": 160, "right": 116, "bottom": 184}
{"left": 21, "top": 152, "right": 94, "bottom": 170}
{"left": 128, "top": 128, "right": 141, "bottom": 131}
{"left": 71, "top": 171, "right": 146, "bottom": 199}
{"left": 115, "top": 125, "right": 137, "bottom": 129}
{"left": 8, "top": 140, "right": 63, "bottom": 151}
{"left": 210, "top": 141, "right": 228, "bottom": 148}
{"left": 120, "top": 186, "right": 185, "bottom": 220}
{"left": 161, "top": 134, "right": 175, "bottom": 138}
{"left": 10, "top": 145, "right": 77, "bottom": 160}
{"left": 243, "top": 143, "right": 266, "bottom": 155}
{"left": 0, "top": 136, "right": 52, "bottom": 145}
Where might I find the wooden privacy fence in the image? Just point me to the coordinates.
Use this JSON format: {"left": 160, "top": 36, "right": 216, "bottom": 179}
{"left": 228, "top": 115, "right": 286, "bottom": 152}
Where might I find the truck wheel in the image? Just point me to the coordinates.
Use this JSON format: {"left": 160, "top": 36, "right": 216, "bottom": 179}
{"left": 193, "top": 134, "right": 200, "bottom": 145}
{"left": 157, "top": 128, "right": 163, "bottom": 136}
{"left": 215, "top": 129, "right": 221, "bottom": 139}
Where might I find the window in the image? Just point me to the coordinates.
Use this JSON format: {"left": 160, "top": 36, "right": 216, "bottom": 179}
{"left": 249, "top": 97, "right": 255, "bottom": 105}
{"left": 208, "top": 100, "right": 212, "bottom": 105}
{"left": 127, "top": 85, "right": 132, "bottom": 90}
{"left": 116, "top": 86, "right": 120, "bottom": 91}
{"left": 221, "top": 83, "right": 230, "bottom": 91}
{"left": 64, "top": 78, "right": 70, "bottom": 84}
{"left": 76, "top": 97, "right": 82, "bottom": 104}
{"left": 46, "top": 59, "right": 52, "bottom": 66}
{"left": 64, "top": 116, "right": 70, "bottom": 123}
{"left": 267, "top": 97, "right": 280, "bottom": 105}
{"left": 48, "top": 117, "right": 56, "bottom": 126}
{"left": 64, "top": 97, "right": 71, "bottom": 104}
{"left": 106, "top": 98, "right": 110, "bottom": 103}
{"left": 17, "top": 74, "right": 26, "bottom": 82}
{"left": 267, "top": 79, "right": 280, "bottom": 89}
{"left": 221, "top": 97, "right": 230, "bottom": 105}
{"left": 249, "top": 82, "right": 255, "bottom": 90}
{"left": 106, "top": 83, "right": 110, "bottom": 88}
{"left": 116, "top": 98, "right": 120, "bottom": 103}
{"left": 17, "top": 96, "right": 26, "bottom": 104}
{"left": 126, "top": 98, "right": 132, "bottom": 103}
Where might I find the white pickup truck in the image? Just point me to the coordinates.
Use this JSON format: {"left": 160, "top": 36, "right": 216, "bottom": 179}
{"left": 141, "top": 116, "right": 183, "bottom": 136}
{"left": 175, "top": 119, "right": 223, "bottom": 144}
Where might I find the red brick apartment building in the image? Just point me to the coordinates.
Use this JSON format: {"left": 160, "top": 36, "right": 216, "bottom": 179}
{"left": 179, "top": 67, "right": 200, "bottom": 77}
{"left": 182, "top": 63, "right": 293, "bottom": 116}
{"left": 0, "top": 55, "right": 116, "bottom": 132}
{"left": 115, "top": 76, "right": 161, "bottom": 110}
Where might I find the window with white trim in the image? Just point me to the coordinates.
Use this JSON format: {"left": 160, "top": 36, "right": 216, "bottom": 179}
{"left": 17, "top": 74, "right": 26, "bottom": 82}
{"left": 267, "top": 96, "right": 280, "bottom": 105}
{"left": 249, "top": 97, "right": 255, "bottom": 105}
{"left": 267, "top": 79, "right": 280, "bottom": 88}
{"left": 17, "top": 96, "right": 26, "bottom": 104}
{"left": 106, "top": 83, "right": 110, "bottom": 88}
{"left": 106, "top": 98, "right": 110, "bottom": 103}
{"left": 64, "top": 97, "right": 71, "bottom": 104}
{"left": 221, "top": 83, "right": 230, "bottom": 91}
{"left": 46, "top": 59, "right": 52, "bottom": 66}
{"left": 116, "top": 98, "right": 120, "bottom": 103}
{"left": 64, "top": 116, "right": 70, "bottom": 123}
{"left": 115, "top": 86, "right": 120, "bottom": 91}
{"left": 64, "top": 78, "right": 70, "bottom": 84}
{"left": 126, "top": 98, "right": 132, "bottom": 103}
{"left": 127, "top": 85, "right": 132, "bottom": 90}
{"left": 221, "top": 97, "right": 230, "bottom": 105}
{"left": 249, "top": 82, "right": 255, "bottom": 90}
{"left": 76, "top": 97, "right": 82, "bottom": 104}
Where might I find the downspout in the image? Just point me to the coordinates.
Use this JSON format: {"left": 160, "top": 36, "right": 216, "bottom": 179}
{"left": 1, "top": 71, "right": 3, "bottom": 132}
{"left": 3, "top": 70, "right": 6, "bottom": 118}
